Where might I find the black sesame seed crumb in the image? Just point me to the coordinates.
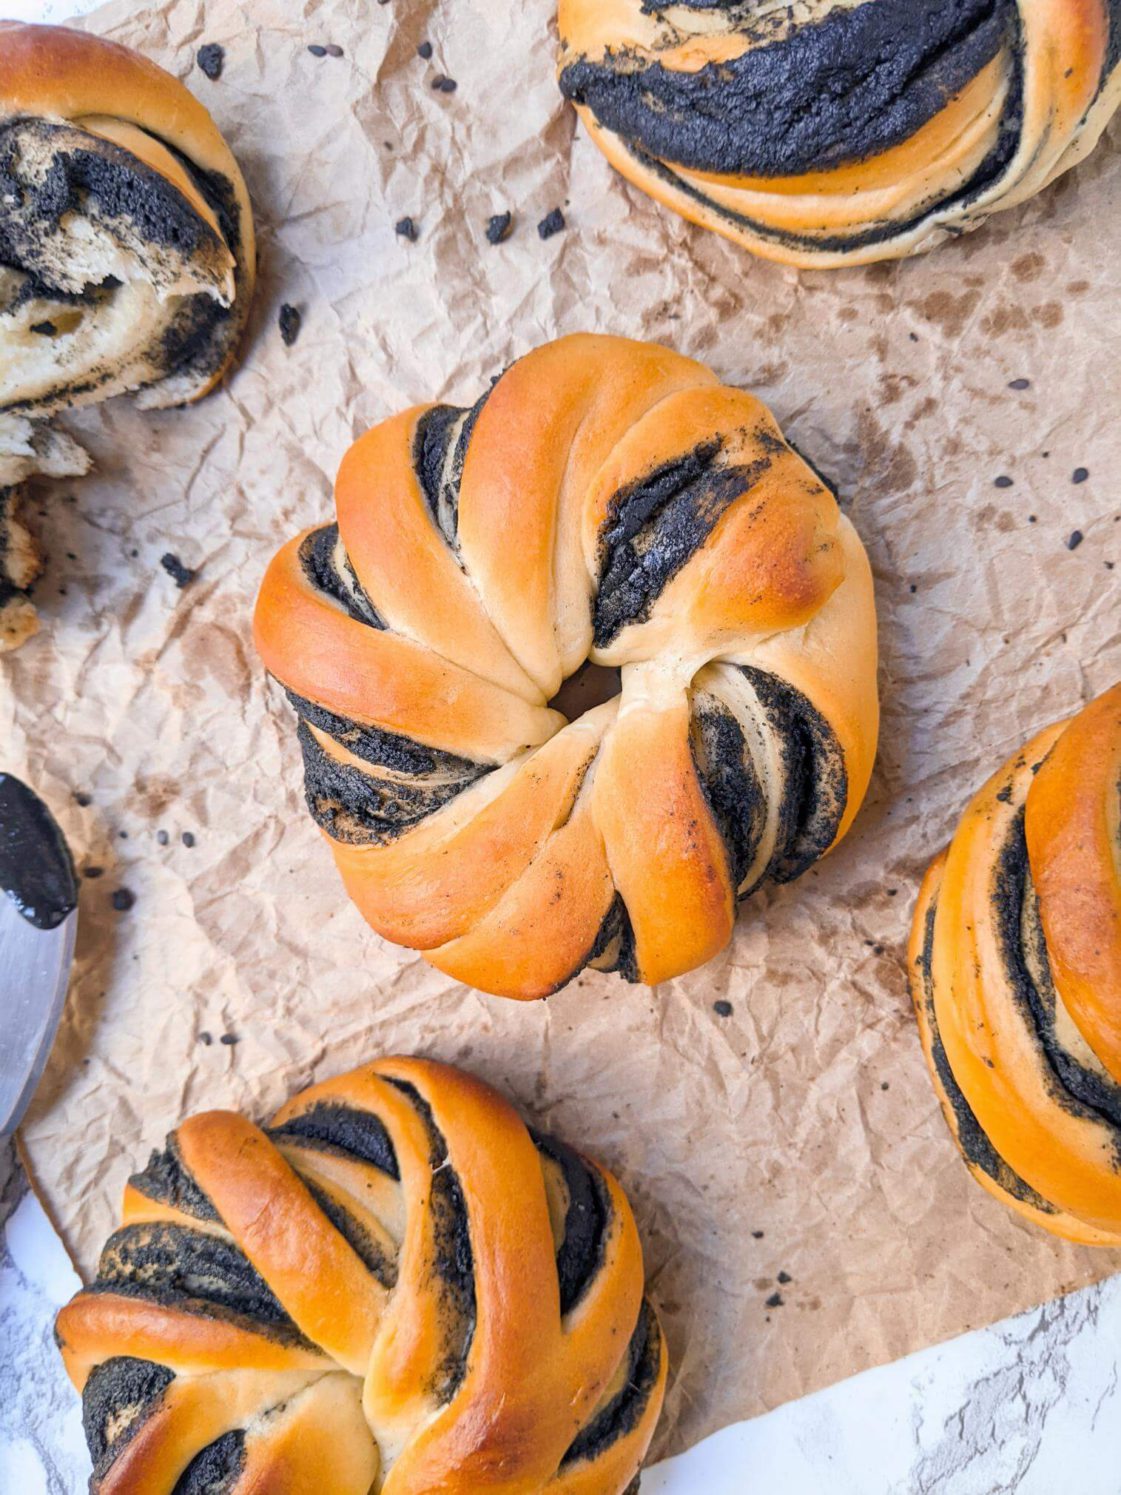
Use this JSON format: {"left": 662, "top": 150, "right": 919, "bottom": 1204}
{"left": 111, "top": 888, "right": 136, "bottom": 913}
{"left": 538, "top": 207, "right": 566, "bottom": 239}
{"left": 765, "top": 1292, "right": 784, "bottom": 1308}
{"left": 431, "top": 74, "right": 457, "bottom": 93}
{"left": 1107, "top": 561, "right": 1116, "bottom": 571}
{"left": 993, "top": 475, "right": 1013, "bottom": 489}
{"left": 1007, "top": 378, "right": 1031, "bottom": 390}
{"left": 1028, "top": 515, "right": 1037, "bottom": 524}
{"left": 751, "top": 1230, "right": 764, "bottom": 1240}
{"left": 909, "top": 583, "right": 917, "bottom": 594}
{"left": 199, "top": 1031, "right": 213, "bottom": 1045}
{"left": 1073, "top": 467, "right": 1089, "bottom": 484}
{"left": 395, "top": 216, "right": 419, "bottom": 241}
{"left": 83, "top": 865, "right": 104, "bottom": 880}
{"left": 308, "top": 43, "right": 327, "bottom": 56}
{"left": 713, "top": 1000, "right": 733, "bottom": 1017}
{"left": 1066, "top": 530, "right": 1084, "bottom": 551}
{"left": 130, "top": 548, "right": 139, "bottom": 558}
{"left": 486, "top": 211, "right": 513, "bottom": 245}
{"left": 881, "top": 1081, "right": 890, "bottom": 1090}
{"left": 29, "top": 320, "right": 56, "bottom": 336}
{"left": 908, "top": 332, "right": 918, "bottom": 342}
{"left": 324, "top": 43, "right": 343, "bottom": 57}
{"left": 157, "top": 830, "right": 169, "bottom": 846}
{"left": 74, "top": 792, "right": 92, "bottom": 807}
{"left": 119, "top": 830, "right": 128, "bottom": 840}
{"left": 196, "top": 43, "right": 224, "bottom": 80}
{"left": 181, "top": 831, "right": 196, "bottom": 848}
{"left": 219, "top": 1033, "right": 239, "bottom": 1046}
{"left": 777, "top": 1270, "right": 792, "bottom": 1284}
{"left": 160, "top": 553, "right": 197, "bottom": 589}
{"left": 417, "top": 40, "right": 433, "bottom": 58}
{"left": 278, "top": 304, "right": 302, "bottom": 346}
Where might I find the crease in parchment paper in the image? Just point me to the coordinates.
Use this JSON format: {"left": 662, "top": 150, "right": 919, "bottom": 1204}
{"left": 6, "top": 0, "right": 1121, "bottom": 1462}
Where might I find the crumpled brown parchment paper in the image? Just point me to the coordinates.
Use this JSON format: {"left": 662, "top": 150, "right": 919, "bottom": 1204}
{"left": 6, "top": 0, "right": 1121, "bottom": 1461}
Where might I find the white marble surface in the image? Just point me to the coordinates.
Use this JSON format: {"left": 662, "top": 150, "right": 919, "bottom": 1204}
{"left": 4, "top": 1145, "right": 1121, "bottom": 1494}
{"left": 4, "top": 1, "right": 1121, "bottom": 1489}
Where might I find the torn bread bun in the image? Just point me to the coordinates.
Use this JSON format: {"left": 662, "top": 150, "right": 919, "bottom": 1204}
{"left": 0, "top": 414, "right": 88, "bottom": 651}
{"left": 0, "top": 22, "right": 255, "bottom": 415}
{"left": 0, "top": 23, "right": 255, "bottom": 649}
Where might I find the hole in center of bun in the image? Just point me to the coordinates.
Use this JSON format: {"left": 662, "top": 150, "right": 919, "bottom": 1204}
{"left": 548, "top": 662, "right": 621, "bottom": 720}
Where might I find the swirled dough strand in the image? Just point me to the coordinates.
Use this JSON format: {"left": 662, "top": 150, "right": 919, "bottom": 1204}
{"left": 557, "top": 0, "right": 1121, "bottom": 266}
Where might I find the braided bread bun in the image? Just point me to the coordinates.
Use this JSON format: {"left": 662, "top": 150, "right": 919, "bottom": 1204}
{"left": 254, "top": 333, "right": 878, "bottom": 999}
{"left": 557, "top": 1, "right": 1121, "bottom": 268}
{"left": 0, "top": 22, "right": 255, "bottom": 417}
{"left": 909, "top": 683, "right": 1121, "bottom": 1245}
{"left": 55, "top": 1056, "right": 666, "bottom": 1494}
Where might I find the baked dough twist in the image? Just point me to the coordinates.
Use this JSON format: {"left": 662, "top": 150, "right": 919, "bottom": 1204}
{"left": 0, "top": 23, "right": 255, "bottom": 647}
{"left": 56, "top": 1056, "right": 666, "bottom": 1495}
{"left": 557, "top": 0, "right": 1121, "bottom": 268}
{"left": 254, "top": 333, "right": 878, "bottom": 999}
{"left": 909, "top": 683, "right": 1121, "bottom": 1245}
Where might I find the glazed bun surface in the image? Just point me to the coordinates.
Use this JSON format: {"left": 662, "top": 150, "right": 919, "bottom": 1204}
{"left": 910, "top": 683, "right": 1121, "bottom": 1244}
{"left": 254, "top": 333, "right": 879, "bottom": 999}
{"left": 55, "top": 1056, "right": 666, "bottom": 1495}
{"left": 557, "top": 0, "right": 1121, "bottom": 267}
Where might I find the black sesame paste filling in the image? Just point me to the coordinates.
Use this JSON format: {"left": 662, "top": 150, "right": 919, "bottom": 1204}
{"left": 269, "top": 1102, "right": 401, "bottom": 1178}
{"left": 587, "top": 893, "right": 640, "bottom": 983}
{"left": 82, "top": 1356, "right": 174, "bottom": 1470}
{"left": 1107, "top": 0, "right": 1121, "bottom": 79}
{"left": 560, "top": 1300, "right": 661, "bottom": 1469}
{"left": 91, "top": 1221, "right": 306, "bottom": 1338}
{"left": 532, "top": 1133, "right": 611, "bottom": 1316}
{"left": 688, "top": 694, "right": 766, "bottom": 893}
{"left": 294, "top": 720, "right": 474, "bottom": 845}
{"left": 739, "top": 666, "right": 847, "bottom": 885}
{"left": 283, "top": 689, "right": 482, "bottom": 779}
{"left": 0, "top": 117, "right": 243, "bottom": 401}
{"left": 917, "top": 889, "right": 1056, "bottom": 1211}
{"left": 608, "top": 21, "right": 1024, "bottom": 256}
{"left": 414, "top": 403, "right": 467, "bottom": 546}
{"left": 384, "top": 1078, "right": 477, "bottom": 1402}
{"left": 593, "top": 439, "right": 768, "bottom": 648}
{"left": 561, "top": 0, "right": 1011, "bottom": 179}
{"left": 170, "top": 1430, "right": 247, "bottom": 1495}
{"left": 128, "top": 1134, "right": 221, "bottom": 1223}
{"left": 993, "top": 812, "right": 1121, "bottom": 1151}
{"left": 302, "top": 1179, "right": 398, "bottom": 1288}
{"left": 298, "top": 525, "right": 384, "bottom": 628}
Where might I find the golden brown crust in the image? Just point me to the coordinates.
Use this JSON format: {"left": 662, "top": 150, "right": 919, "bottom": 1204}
{"left": 556, "top": 0, "right": 1121, "bottom": 267}
{"left": 1025, "top": 683, "right": 1121, "bottom": 1082}
{"left": 253, "top": 333, "right": 879, "bottom": 999}
{"left": 909, "top": 685, "right": 1121, "bottom": 1242}
{"left": 56, "top": 1056, "right": 666, "bottom": 1493}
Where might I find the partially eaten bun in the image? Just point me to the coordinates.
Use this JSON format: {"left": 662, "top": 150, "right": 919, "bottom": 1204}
{"left": 0, "top": 22, "right": 255, "bottom": 647}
